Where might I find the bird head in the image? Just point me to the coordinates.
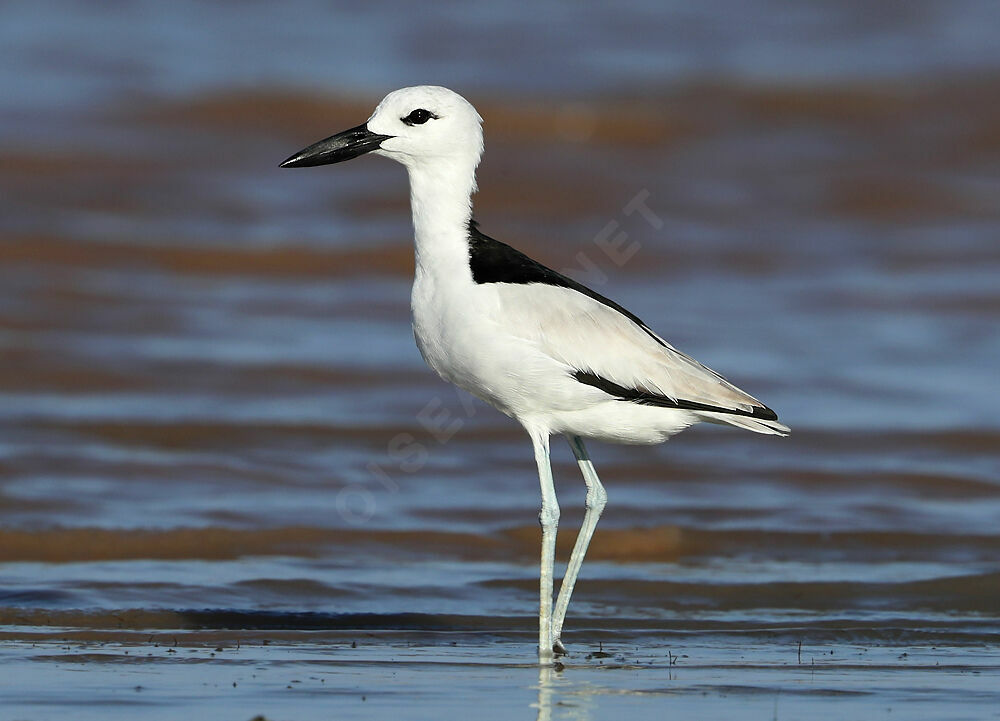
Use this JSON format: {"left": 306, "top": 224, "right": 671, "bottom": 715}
{"left": 280, "top": 85, "right": 484, "bottom": 173}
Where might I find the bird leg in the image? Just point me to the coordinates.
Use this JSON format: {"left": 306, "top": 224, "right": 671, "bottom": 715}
{"left": 531, "top": 430, "right": 559, "bottom": 664}
{"left": 551, "top": 435, "right": 607, "bottom": 655}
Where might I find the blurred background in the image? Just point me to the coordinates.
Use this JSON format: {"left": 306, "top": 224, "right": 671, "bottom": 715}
{"left": 1, "top": 1, "right": 999, "bottom": 714}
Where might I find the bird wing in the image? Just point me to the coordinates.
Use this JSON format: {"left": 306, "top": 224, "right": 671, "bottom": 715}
{"left": 466, "top": 223, "right": 780, "bottom": 424}
{"left": 491, "top": 281, "right": 777, "bottom": 419}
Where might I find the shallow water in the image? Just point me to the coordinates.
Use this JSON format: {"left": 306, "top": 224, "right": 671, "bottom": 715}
{"left": 3, "top": 630, "right": 1000, "bottom": 721}
{"left": 2, "top": 2, "right": 1000, "bottom": 719}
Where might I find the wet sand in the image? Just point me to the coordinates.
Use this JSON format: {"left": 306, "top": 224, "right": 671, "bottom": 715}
{"left": 3, "top": 2, "right": 1000, "bottom": 718}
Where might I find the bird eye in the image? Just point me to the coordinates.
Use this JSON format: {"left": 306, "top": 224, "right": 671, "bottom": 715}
{"left": 402, "top": 108, "right": 437, "bottom": 126}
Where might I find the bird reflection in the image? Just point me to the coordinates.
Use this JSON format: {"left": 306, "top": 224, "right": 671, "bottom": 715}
{"left": 534, "top": 663, "right": 597, "bottom": 721}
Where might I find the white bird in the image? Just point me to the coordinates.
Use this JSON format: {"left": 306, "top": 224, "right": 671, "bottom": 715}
{"left": 281, "top": 85, "right": 788, "bottom": 664}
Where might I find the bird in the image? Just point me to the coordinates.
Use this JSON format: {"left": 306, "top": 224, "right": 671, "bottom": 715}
{"left": 280, "top": 85, "right": 788, "bottom": 664}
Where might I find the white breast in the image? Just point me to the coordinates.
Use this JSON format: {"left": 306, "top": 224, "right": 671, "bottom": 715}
{"left": 411, "top": 266, "right": 578, "bottom": 421}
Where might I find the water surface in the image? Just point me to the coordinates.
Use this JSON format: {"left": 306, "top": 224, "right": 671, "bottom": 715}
{"left": 1, "top": 2, "right": 999, "bottom": 718}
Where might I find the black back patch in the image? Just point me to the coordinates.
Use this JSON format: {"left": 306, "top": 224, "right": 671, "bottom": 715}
{"left": 467, "top": 220, "right": 663, "bottom": 345}
{"left": 573, "top": 370, "right": 779, "bottom": 420}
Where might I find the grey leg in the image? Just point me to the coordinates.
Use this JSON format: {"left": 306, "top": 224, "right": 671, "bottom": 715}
{"left": 551, "top": 435, "right": 606, "bottom": 653}
{"left": 530, "top": 429, "right": 559, "bottom": 664}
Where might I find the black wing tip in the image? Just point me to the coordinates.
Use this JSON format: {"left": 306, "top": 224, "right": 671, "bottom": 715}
{"left": 573, "top": 370, "right": 782, "bottom": 422}
{"left": 751, "top": 404, "right": 779, "bottom": 421}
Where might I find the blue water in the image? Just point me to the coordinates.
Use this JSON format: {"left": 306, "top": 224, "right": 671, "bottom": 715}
{"left": 2, "top": 3, "right": 1000, "bottom": 719}
{"left": 3, "top": 0, "right": 1000, "bottom": 116}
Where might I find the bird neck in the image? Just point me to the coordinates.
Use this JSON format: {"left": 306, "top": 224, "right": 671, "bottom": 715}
{"left": 406, "top": 158, "right": 478, "bottom": 278}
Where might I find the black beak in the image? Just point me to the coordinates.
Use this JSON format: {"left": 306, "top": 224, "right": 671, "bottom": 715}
{"left": 279, "top": 123, "right": 392, "bottom": 168}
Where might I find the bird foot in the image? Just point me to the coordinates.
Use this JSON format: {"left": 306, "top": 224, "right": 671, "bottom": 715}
{"left": 552, "top": 638, "right": 567, "bottom": 656}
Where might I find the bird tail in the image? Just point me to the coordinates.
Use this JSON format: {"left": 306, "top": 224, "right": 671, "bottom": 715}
{"left": 696, "top": 411, "right": 790, "bottom": 436}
